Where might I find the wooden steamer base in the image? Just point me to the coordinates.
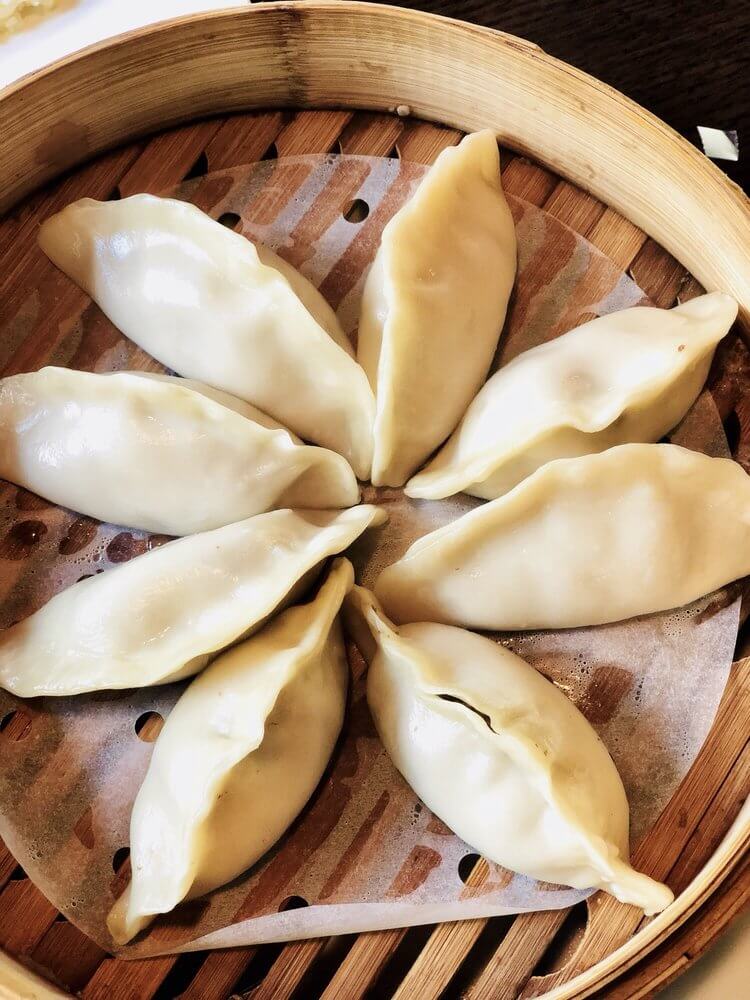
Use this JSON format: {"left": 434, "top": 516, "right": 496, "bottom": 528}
{"left": 0, "top": 4, "right": 748, "bottom": 998}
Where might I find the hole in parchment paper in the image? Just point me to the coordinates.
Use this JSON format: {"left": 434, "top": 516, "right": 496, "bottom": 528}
{"left": 532, "top": 899, "right": 590, "bottom": 977}
{"left": 0, "top": 709, "right": 32, "bottom": 741}
{"left": 112, "top": 847, "right": 130, "bottom": 873}
{"left": 183, "top": 150, "right": 209, "bottom": 181}
{"left": 110, "top": 848, "right": 132, "bottom": 899}
{"left": 343, "top": 198, "right": 370, "bottom": 223}
{"left": 218, "top": 212, "right": 241, "bottom": 230}
{"left": 723, "top": 408, "right": 741, "bottom": 455}
{"left": 15, "top": 488, "right": 50, "bottom": 512}
{"left": 135, "top": 711, "right": 164, "bottom": 742}
{"left": 279, "top": 894, "right": 309, "bottom": 911}
{"left": 458, "top": 852, "right": 481, "bottom": 884}
{"left": 59, "top": 517, "right": 98, "bottom": 556}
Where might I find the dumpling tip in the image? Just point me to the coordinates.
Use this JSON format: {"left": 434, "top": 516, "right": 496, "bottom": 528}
{"left": 605, "top": 860, "right": 674, "bottom": 915}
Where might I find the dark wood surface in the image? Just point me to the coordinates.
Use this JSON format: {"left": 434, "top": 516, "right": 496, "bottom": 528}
{"left": 395, "top": 0, "right": 748, "bottom": 193}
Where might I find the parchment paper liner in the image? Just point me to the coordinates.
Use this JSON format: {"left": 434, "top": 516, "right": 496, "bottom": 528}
{"left": 0, "top": 154, "right": 739, "bottom": 955}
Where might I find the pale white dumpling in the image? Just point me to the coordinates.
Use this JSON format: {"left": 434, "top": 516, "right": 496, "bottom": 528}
{"left": 108, "top": 558, "right": 353, "bottom": 945}
{"left": 357, "top": 130, "right": 517, "bottom": 486}
{"left": 377, "top": 444, "right": 750, "bottom": 630}
{"left": 38, "top": 195, "right": 375, "bottom": 478}
{"left": 407, "top": 293, "right": 737, "bottom": 500}
{"left": 0, "top": 506, "right": 385, "bottom": 696}
{"left": 0, "top": 367, "right": 359, "bottom": 534}
{"left": 345, "top": 587, "right": 672, "bottom": 914}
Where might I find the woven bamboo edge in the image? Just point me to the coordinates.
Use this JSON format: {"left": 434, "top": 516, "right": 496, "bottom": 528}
{"left": 547, "top": 800, "right": 750, "bottom": 999}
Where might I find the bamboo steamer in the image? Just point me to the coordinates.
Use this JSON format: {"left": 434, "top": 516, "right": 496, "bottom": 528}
{"left": 0, "top": 4, "right": 748, "bottom": 998}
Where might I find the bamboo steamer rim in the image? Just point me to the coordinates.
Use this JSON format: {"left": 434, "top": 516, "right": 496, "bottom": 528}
{"left": 548, "top": 799, "right": 750, "bottom": 999}
{"left": 0, "top": 3, "right": 748, "bottom": 997}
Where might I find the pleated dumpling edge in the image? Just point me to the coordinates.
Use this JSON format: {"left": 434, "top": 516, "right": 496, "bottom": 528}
{"left": 108, "top": 557, "right": 353, "bottom": 945}
{"left": 0, "top": 505, "right": 385, "bottom": 697}
{"left": 357, "top": 129, "right": 517, "bottom": 487}
{"left": 377, "top": 443, "right": 750, "bottom": 630}
{"left": 38, "top": 194, "right": 375, "bottom": 479}
{"left": 0, "top": 367, "right": 360, "bottom": 534}
{"left": 345, "top": 585, "right": 673, "bottom": 915}
{"left": 405, "top": 292, "right": 738, "bottom": 501}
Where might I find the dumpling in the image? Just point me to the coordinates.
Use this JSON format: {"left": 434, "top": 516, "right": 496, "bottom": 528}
{"left": 0, "top": 367, "right": 359, "bottom": 534}
{"left": 38, "top": 194, "right": 375, "bottom": 478}
{"left": 406, "top": 293, "right": 737, "bottom": 500}
{"left": 377, "top": 444, "right": 750, "bottom": 630}
{"left": 108, "top": 558, "right": 353, "bottom": 945}
{"left": 132, "top": 372, "right": 298, "bottom": 430}
{"left": 357, "top": 130, "right": 517, "bottom": 486}
{"left": 346, "top": 587, "right": 672, "bottom": 913}
{"left": 0, "top": 506, "right": 385, "bottom": 696}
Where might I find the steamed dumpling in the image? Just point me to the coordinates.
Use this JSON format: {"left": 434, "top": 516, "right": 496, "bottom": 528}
{"left": 345, "top": 587, "right": 672, "bottom": 914}
{"left": 0, "top": 367, "right": 359, "bottom": 534}
{"left": 38, "top": 194, "right": 375, "bottom": 478}
{"left": 357, "top": 130, "right": 517, "bottom": 486}
{"left": 406, "top": 293, "right": 737, "bottom": 500}
{"left": 0, "top": 506, "right": 385, "bottom": 696}
{"left": 377, "top": 444, "right": 750, "bottom": 630}
{"left": 108, "top": 558, "right": 353, "bottom": 945}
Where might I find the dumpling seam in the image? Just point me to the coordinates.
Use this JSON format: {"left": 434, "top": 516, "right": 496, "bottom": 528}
{"left": 414, "top": 348, "right": 716, "bottom": 495}
{"left": 431, "top": 690, "right": 623, "bottom": 882}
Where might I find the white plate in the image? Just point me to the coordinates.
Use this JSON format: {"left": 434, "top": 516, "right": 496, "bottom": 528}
{"left": 0, "top": 0, "right": 245, "bottom": 89}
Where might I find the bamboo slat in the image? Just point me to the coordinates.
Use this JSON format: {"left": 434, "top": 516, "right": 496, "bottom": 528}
{"left": 320, "top": 929, "right": 406, "bottom": 1000}
{"left": 391, "top": 917, "right": 486, "bottom": 999}
{"left": 251, "top": 939, "right": 327, "bottom": 1000}
{"left": 116, "top": 120, "right": 223, "bottom": 199}
{"left": 204, "top": 112, "right": 288, "bottom": 172}
{"left": 338, "top": 112, "right": 405, "bottom": 157}
{"left": 178, "top": 950, "right": 258, "bottom": 1000}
